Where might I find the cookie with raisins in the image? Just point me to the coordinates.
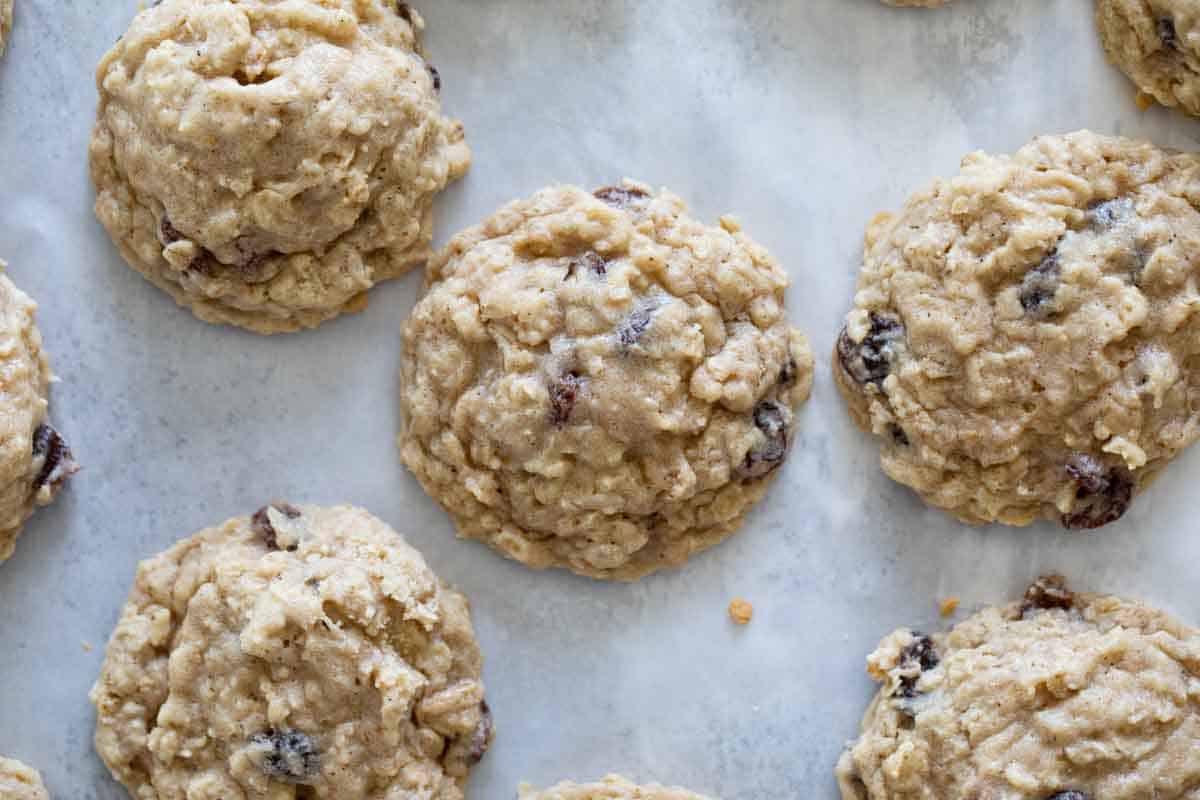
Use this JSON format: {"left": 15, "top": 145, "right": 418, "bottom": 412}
{"left": 1097, "top": 0, "right": 1200, "bottom": 116}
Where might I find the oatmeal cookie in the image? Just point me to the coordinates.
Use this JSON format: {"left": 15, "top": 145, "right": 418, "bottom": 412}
{"left": 400, "top": 181, "right": 813, "bottom": 580}
{"left": 1097, "top": 0, "right": 1200, "bottom": 116}
{"left": 835, "top": 131, "right": 1200, "bottom": 528}
{"left": 90, "top": 0, "right": 469, "bottom": 333}
{"left": 837, "top": 576, "right": 1200, "bottom": 799}
{"left": 0, "top": 757, "right": 49, "bottom": 800}
{"left": 519, "top": 774, "right": 711, "bottom": 800}
{"left": 90, "top": 504, "right": 492, "bottom": 799}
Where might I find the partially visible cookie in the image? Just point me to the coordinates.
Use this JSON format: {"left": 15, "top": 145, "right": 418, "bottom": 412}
{"left": 0, "top": 262, "right": 77, "bottom": 564}
{"left": 91, "top": 504, "right": 492, "bottom": 799}
{"left": 881, "top": 1, "right": 950, "bottom": 7}
{"left": 519, "top": 775, "right": 711, "bottom": 800}
{"left": 1097, "top": 0, "right": 1200, "bottom": 115}
{"left": 0, "top": 0, "right": 12, "bottom": 56}
{"left": 90, "top": 0, "right": 470, "bottom": 333}
{"left": 835, "top": 131, "right": 1200, "bottom": 528}
{"left": 0, "top": 757, "right": 49, "bottom": 800}
{"left": 400, "top": 181, "right": 814, "bottom": 580}
{"left": 837, "top": 576, "right": 1200, "bottom": 799}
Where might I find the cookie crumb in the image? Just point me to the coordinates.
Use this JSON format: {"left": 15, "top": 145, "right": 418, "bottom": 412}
{"left": 728, "top": 598, "right": 753, "bottom": 625}
{"left": 1135, "top": 91, "right": 1155, "bottom": 111}
{"left": 939, "top": 597, "right": 959, "bottom": 617}
{"left": 81, "top": 640, "right": 93, "bottom": 652}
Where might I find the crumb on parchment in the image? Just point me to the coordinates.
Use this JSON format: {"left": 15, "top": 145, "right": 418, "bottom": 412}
{"left": 728, "top": 598, "right": 753, "bottom": 625}
{"left": 940, "top": 597, "right": 959, "bottom": 617}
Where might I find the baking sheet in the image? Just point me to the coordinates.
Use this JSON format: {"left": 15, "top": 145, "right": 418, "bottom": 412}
{"left": 2, "top": 0, "right": 1200, "bottom": 797}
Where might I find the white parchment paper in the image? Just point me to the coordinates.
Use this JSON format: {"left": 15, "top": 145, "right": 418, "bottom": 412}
{"left": 2, "top": 0, "right": 1200, "bottom": 797}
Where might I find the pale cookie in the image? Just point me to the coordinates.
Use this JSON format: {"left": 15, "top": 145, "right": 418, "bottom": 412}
{"left": 837, "top": 576, "right": 1200, "bottom": 800}
{"left": 0, "top": 0, "right": 12, "bottom": 56}
{"left": 0, "top": 262, "right": 77, "bottom": 564}
{"left": 881, "top": 1, "right": 951, "bottom": 7}
{"left": 519, "top": 774, "right": 712, "bottom": 800}
{"left": 400, "top": 181, "right": 814, "bottom": 581}
{"left": 835, "top": 131, "right": 1200, "bottom": 528}
{"left": 1097, "top": 0, "right": 1200, "bottom": 116}
{"left": 0, "top": 757, "right": 49, "bottom": 800}
{"left": 90, "top": 0, "right": 470, "bottom": 334}
{"left": 90, "top": 503, "right": 492, "bottom": 799}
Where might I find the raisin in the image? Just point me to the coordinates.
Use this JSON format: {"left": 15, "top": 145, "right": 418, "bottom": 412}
{"left": 566, "top": 252, "right": 607, "bottom": 279}
{"left": 617, "top": 307, "right": 654, "bottom": 349}
{"left": 159, "top": 217, "right": 184, "bottom": 246}
{"left": 836, "top": 313, "right": 905, "bottom": 387}
{"left": 594, "top": 185, "right": 649, "bottom": 209}
{"left": 889, "top": 425, "right": 909, "bottom": 446}
{"left": 1088, "top": 197, "right": 1133, "bottom": 230}
{"left": 31, "top": 424, "right": 78, "bottom": 492}
{"left": 896, "top": 633, "right": 939, "bottom": 699}
{"left": 1158, "top": 17, "right": 1177, "bottom": 49}
{"left": 252, "top": 502, "right": 302, "bottom": 551}
{"left": 1061, "top": 454, "right": 1134, "bottom": 530}
{"left": 250, "top": 729, "right": 320, "bottom": 784}
{"left": 427, "top": 63, "right": 441, "bottom": 92}
{"left": 465, "top": 700, "right": 493, "bottom": 766}
{"left": 1021, "top": 575, "right": 1075, "bottom": 617}
{"left": 548, "top": 372, "right": 584, "bottom": 426}
{"left": 1046, "top": 792, "right": 1090, "bottom": 800}
{"left": 395, "top": 2, "right": 413, "bottom": 23}
{"left": 778, "top": 357, "right": 798, "bottom": 387}
{"left": 1019, "top": 251, "right": 1061, "bottom": 318}
{"left": 737, "top": 401, "right": 790, "bottom": 479}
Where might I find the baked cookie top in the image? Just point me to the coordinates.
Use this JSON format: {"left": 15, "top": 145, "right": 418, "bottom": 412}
{"left": 400, "top": 181, "right": 813, "bottom": 580}
{"left": 838, "top": 576, "right": 1200, "bottom": 800}
{"left": 90, "top": 0, "right": 469, "bottom": 333}
{"left": 0, "top": 757, "right": 49, "bottom": 800}
{"left": 519, "top": 775, "right": 711, "bottom": 800}
{"left": 1097, "top": 0, "right": 1200, "bottom": 115}
{"left": 90, "top": 504, "right": 492, "bottom": 799}
{"left": 836, "top": 131, "right": 1200, "bottom": 528}
{"left": 0, "top": 263, "right": 76, "bottom": 564}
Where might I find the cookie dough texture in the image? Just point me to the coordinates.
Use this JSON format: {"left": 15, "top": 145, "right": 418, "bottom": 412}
{"left": 1097, "top": 0, "right": 1200, "bottom": 116}
{"left": 0, "top": 263, "right": 76, "bottom": 564}
{"left": 90, "top": 504, "right": 492, "bottom": 800}
{"left": 835, "top": 131, "right": 1200, "bottom": 528}
{"left": 400, "top": 181, "right": 814, "bottom": 580}
{"left": 0, "top": 757, "right": 50, "bottom": 800}
{"left": 519, "top": 775, "right": 712, "bottom": 800}
{"left": 0, "top": 0, "right": 12, "bottom": 56}
{"left": 90, "top": 0, "right": 470, "bottom": 334}
{"left": 837, "top": 577, "right": 1200, "bottom": 799}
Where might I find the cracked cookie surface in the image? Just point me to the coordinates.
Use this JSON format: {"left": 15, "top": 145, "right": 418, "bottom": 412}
{"left": 90, "top": 0, "right": 469, "bottom": 333}
{"left": 400, "top": 181, "right": 813, "bottom": 581}
{"left": 837, "top": 577, "right": 1200, "bottom": 800}
{"left": 1097, "top": 0, "right": 1200, "bottom": 116}
{"left": 0, "top": 262, "right": 76, "bottom": 565}
{"left": 0, "top": 757, "right": 49, "bottom": 800}
{"left": 835, "top": 131, "right": 1200, "bottom": 528}
{"left": 520, "top": 774, "right": 711, "bottom": 800}
{"left": 90, "top": 504, "right": 492, "bottom": 799}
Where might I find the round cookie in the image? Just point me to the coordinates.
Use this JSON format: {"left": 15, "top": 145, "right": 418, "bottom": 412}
{"left": 0, "top": 0, "right": 12, "bottom": 56}
{"left": 0, "top": 757, "right": 49, "bottom": 800}
{"left": 400, "top": 181, "right": 814, "bottom": 580}
{"left": 1097, "top": 0, "right": 1200, "bottom": 116}
{"left": 837, "top": 576, "right": 1200, "bottom": 799}
{"left": 520, "top": 775, "right": 711, "bottom": 800}
{"left": 90, "top": 0, "right": 470, "bottom": 334}
{"left": 835, "top": 130, "right": 1200, "bottom": 528}
{"left": 0, "top": 262, "right": 77, "bottom": 564}
{"left": 90, "top": 503, "right": 492, "bottom": 799}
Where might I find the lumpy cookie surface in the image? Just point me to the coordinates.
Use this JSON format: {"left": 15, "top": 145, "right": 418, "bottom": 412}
{"left": 836, "top": 131, "right": 1200, "bottom": 528}
{"left": 837, "top": 577, "right": 1200, "bottom": 799}
{"left": 519, "top": 774, "right": 711, "bottom": 800}
{"left": 1097, "top": 0, "right": 1200, "bottom": 115}
{"left": 90, "top": 504, "right": 492, "bottom": 800}
{"left": 0, "top": 263, "right": 77, "bottom": 564}
{"left": 400, "top": 182, "right": 813, "bottom": 581}
{"left": 90, "top": 0, "right": 470, "bottom": 333}
{"left": 0, "top": 757, "right": 50, "bottom": 800}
